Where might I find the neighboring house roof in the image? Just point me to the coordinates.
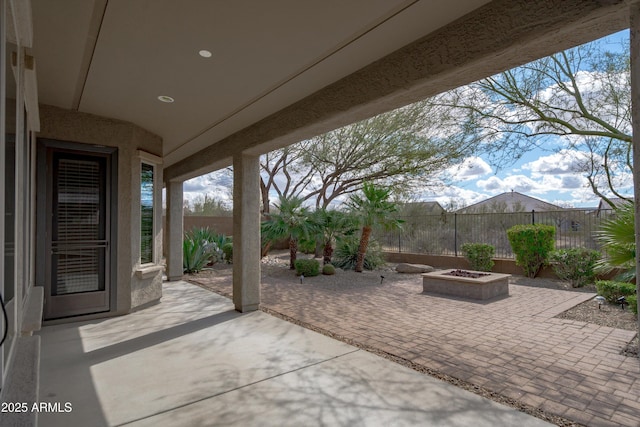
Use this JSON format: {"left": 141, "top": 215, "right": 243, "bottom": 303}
{"left": 456, "top": 191, "right": 562, "bottom": 213}
{"left": 597, "top": 197, "right": 633, "bottom": 211}
{"left": 399, "top": 201, "right": 446, "bottom": 216}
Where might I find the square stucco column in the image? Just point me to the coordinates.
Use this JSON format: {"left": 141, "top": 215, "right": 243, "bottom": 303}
{"left": 233, "top": 153, "right": 261, "bottom": 312}
{"left": 166, "top": 180, "right": 184, "bottom": 281}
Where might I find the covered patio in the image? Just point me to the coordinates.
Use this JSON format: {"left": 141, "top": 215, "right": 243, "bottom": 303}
{"left": 37, "top": 281, "right": 551, "bottom": 427}
{"left": 2, "top": 1, "right": 640, "bottom": 426}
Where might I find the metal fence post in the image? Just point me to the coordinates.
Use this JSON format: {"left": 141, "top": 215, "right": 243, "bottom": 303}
{"left": 454, "top": 212, "right": 458, "bottom": 257}
{"left": 532, "top": 209, "right": 535, "bottom": 225}
{"left": 398, "top": 233, "right": 402, "bottom": 253}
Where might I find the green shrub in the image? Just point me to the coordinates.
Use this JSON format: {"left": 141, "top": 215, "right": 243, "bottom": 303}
{"left": 322, "top": 264, "right": 336, "bottom": 275}
{"left": 549, "top": 248, "right": 600, "bottom": 288}
{"left": 460, "top": 243, "right": 495, "bottom": 272}
{"left": 298, "top": 238, "right": 317, "bottom": 255}
{"left": 627, "top": 294, "right": 638, "bottom": 315}
{"left": 507, "top": 224, "right": 555, "bottom": 278}
{"left": 222, "top": 242, "right": 233, "bottom": 264}
{"left": 595, "top": 280, "right": 636, "bottom": 304}
{"left": 333, "top": 236, "right": 385, "bottom": 271}
{"left": 294, "top": 259, "right": 320, "bottom": 277}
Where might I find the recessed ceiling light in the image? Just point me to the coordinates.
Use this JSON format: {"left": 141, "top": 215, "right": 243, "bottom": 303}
{"left": 199, "top": 49, "right": 212, "bottom": 58}
{"left": 157, "top": 95, "right": 174, "bottom": 103}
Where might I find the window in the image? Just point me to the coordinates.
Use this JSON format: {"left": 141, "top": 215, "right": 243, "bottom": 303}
{"left": 140, "top": 162, "right": 154, "bottom": 264}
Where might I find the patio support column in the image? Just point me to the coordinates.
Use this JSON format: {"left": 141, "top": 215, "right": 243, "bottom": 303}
{"left": 232, "top": 153, "right": 261, "bottom": 312}
{"left": 166, "top": 179, "right": 184, "bottom": 281}
{"left": 631, "top": 2, "right": 640, "bottom": 349}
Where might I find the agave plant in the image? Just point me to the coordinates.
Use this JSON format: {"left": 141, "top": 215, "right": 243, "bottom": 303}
{"left": 182, "top": 227, "right": 224, "bottom": 273}
{"left": 183, "top": 238, "right": 219, "bottom": 273}
{"left": 595, "top": 201, "right": 636, "bottom": 281}
{"left": 333, "top": 235, "right": 385, "bottom": 271}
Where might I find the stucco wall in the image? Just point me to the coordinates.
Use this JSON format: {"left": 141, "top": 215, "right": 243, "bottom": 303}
{"left": 383, "top": 252, "right": 558, "bottom": 279}
{"left": 184, "top": 216, "right": 233, "bottom": 235}
{"left": 37, "top": 104, "right": 164, "bottom": 315}
{"left": 383, "top": 252, "right": 621, "bottom": 281}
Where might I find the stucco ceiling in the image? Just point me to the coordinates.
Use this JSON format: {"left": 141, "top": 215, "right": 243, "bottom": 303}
{"left": 31, "top": 0, "right": 491, "bottom": 167}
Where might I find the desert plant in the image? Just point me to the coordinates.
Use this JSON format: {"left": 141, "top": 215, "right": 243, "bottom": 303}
{"left": 186, "top": 227, "right": 227, "bottom": 248}
{"left": 298, "top": 238, "right": 317, "bottom": 254}
{"left": 595, "top": 201, "right": 636, "bottom": 281}
{"left": 507, "top": 224, "right": 555, "bottom": 278}
{"left": 595, "top": 280, "right": 637, "bottom": 304}
{"left": 222, "top": 242, "right": 233, "bottom": 264}
{"left": 322, "top": 264, "right": 336, "bottom": 275}
{"left": 183, "top": 237, "right": 219, "bottom": 273}
{"left": 261, "top": 196, "right": 317, "bottom": 269}
{"left": 294, "top": 259, "right": 320, "bottom": 277}
{"left": 311, "top": 209, "right": 359, "bottom": 265}
{"left": 211, "top": 233, "right": 232, "bottom": 253}
{"left": 460, "top": 243, "right": 495, "bottom": 272}
{"left": 183, "top": 227, "right": 224, "bottom": 273}
{"left": 549, "top": 248, "right": 600, "bottom": 288}
{"left": 347, "top": 182, "right": 402, "bottom": 272}
{"left": 333, "top": 236, "right": 385, "bottom": 271}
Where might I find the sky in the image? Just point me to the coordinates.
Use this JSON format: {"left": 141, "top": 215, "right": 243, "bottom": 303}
{"left": 183, "top": 30, "right": 632, "bottom": 211}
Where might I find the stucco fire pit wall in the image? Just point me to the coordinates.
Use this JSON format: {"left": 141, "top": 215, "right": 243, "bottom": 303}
{"left": 422, "top": 270, "right": 510, "bottom": 300}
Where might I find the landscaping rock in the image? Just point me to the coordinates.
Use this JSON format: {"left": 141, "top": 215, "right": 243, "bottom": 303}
{"left": 395, "top": 263, "right": 435, "bottom": 274}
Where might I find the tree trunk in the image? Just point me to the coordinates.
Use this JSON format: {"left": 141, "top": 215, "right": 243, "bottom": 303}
{"left": 323, "top": 240, "right": 333, "bottom": 265}
{"left": 289, "top": 238, "right": 298, "bottom": 269}
{"left": 355, "top": 226, "right": 371, "bottom": 273}
{"left": 314, "top": 241, "right": 323, "bottom": 258}
{"left": 260, "top": 178, "right": 270, "bottom": 214}
{"left": 261, "top": 241, "right": 272, "bottom": 258}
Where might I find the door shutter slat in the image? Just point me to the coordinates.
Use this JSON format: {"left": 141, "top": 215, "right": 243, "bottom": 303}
{"left": 53, "top": 158, "right": 105, "bottom": 295}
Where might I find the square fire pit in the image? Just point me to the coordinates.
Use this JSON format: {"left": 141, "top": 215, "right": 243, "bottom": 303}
{"left": 422, "top": 269, "right": 510, "bottom": 300}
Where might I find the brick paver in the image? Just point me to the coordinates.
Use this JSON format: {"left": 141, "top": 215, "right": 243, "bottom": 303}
{"left": 189, "top": 270, "right": 639, "bottom": 427}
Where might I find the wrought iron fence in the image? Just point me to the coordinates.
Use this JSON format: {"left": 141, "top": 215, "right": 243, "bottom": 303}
{"left": 377, "top": 209, "right": 615, "bottom": 259}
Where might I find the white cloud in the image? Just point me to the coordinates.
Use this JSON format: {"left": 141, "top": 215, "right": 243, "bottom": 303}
{"left": 445, "top": 157, "right": 492, "bottom": 181}
{"left": 183, "top": 180, "right": 207, "bottom": 192}
{"left": 184, "top": 170, "right": 233, "bottom": 205}
{"left": 560, "top": 175, "right": 584, "bottom": 189}
{"left": 476, "top": 176, "right": 503, "bottom": 191}
{"left": 522, "top": 149, "right": 589, "bottom": 176}
{"left": 476, "top": 175, "right": 540, "bottom": 193}
{"left": 414, "top": 185, "right": 488, "bottom": 209}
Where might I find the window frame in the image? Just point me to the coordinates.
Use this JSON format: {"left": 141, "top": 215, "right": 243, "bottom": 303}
{"left": 137, "top": 150, "right": 162, "bottom": 267}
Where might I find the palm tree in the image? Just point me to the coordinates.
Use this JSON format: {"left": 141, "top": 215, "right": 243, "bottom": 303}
{"left": 347, "top": 182, "right": 403, "bottom": 272}
{"left": 312, "top": 209, "right": 358, "bottom": 265}
{"left": 595, "top": 201, "right": 636, "bottom": 281}
{"left": 261, "top": 196, "right": 315, "bottom": 269}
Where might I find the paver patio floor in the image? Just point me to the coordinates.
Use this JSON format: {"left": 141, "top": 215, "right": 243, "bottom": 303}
{"left": 189, "top": 267, "right": 640, "bottom": 427}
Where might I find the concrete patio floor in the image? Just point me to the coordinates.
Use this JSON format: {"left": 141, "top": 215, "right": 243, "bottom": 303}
{"left": 36, "top": 281, "right": 552, "bottom": 427}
